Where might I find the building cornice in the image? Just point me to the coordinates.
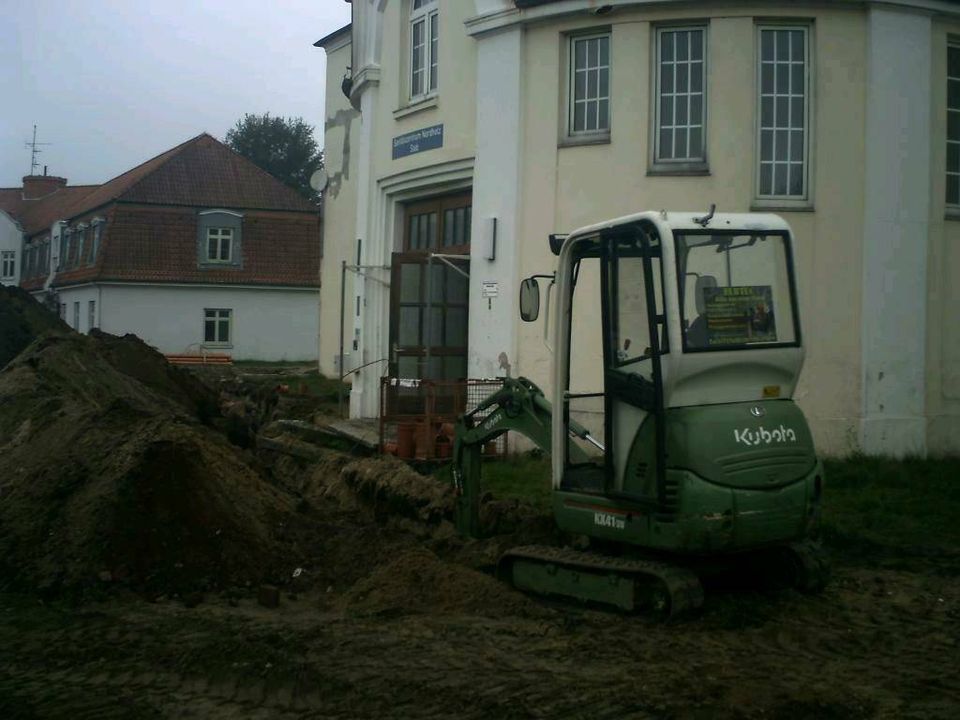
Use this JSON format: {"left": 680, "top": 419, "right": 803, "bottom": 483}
{"left": 466, "top": 0, "right": 960, "bottom": 36}
{"left": 349, "top": 64, "right": 382, "bottom": 110}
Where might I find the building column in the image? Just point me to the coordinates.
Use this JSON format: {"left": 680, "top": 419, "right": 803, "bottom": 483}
{"left": 860, "top": 7, "right": 932, "bottom": 455}
{"left": 347, "top": 0, "right": 386, "bottom": 419}
{"left": 469, "top": 24, "right": 523, "bottom": 380}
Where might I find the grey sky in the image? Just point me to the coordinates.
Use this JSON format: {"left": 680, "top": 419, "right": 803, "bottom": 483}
{"left": 0, "top": 0, "right": 351, "bottom": 188}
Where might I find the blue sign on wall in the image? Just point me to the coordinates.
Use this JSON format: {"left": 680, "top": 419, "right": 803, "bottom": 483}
{"left": 392, "top": 124, "right": 444, "bottom": 160}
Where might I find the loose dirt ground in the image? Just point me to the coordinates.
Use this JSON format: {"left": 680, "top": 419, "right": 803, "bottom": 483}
{"left": 2, "top": 288, "right": 958, "bottom": 719}
{"left": 1, "top": 556, "right": 958, "bottom": 719}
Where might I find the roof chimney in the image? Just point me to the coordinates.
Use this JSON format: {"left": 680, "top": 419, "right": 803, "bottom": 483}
{"left": 22, "top": 174, "right": 67, "bottom": 200}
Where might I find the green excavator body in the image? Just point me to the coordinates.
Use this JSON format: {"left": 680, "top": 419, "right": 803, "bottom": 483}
{"left": 450, "top": 211, "right": 829, "bottom": 615}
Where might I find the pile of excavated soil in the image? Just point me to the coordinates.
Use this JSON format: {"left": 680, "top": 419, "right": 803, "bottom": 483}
{"left": 0, "top": 285, "right": 68, "bottom": 368}
{"left": 0, "top": 331, "right": 296, "bottom": 594}
{"left": 340, "top": 547, "right": 547, "bottom": 618}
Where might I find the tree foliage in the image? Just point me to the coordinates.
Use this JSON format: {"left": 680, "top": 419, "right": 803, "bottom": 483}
{"left": 225, "top": 113, "right": 323, "bottom": 205}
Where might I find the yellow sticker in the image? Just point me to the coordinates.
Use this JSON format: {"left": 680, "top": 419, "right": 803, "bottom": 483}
{"left": 762, "top": 385, "right": 781, "bottom": 399}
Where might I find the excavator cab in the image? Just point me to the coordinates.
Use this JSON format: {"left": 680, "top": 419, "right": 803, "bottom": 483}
{"left": 452, "top": 210, "right": 826, "bottom": 614}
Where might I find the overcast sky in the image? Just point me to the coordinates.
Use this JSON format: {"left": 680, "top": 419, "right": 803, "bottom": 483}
{"left": 0, "top": 1, "right": 352, "bottom": 188}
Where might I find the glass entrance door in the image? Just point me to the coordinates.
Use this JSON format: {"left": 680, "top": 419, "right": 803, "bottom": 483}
{"left": 389, "top": 191, "right": 471, "bottom": 381}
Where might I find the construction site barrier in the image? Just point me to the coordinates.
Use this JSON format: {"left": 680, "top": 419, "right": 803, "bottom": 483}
{"left": 379, "top": 377, "right": 507, "bottom": 461}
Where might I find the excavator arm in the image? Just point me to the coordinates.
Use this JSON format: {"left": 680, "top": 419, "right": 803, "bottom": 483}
{"left": 451, "top": 376, "right": 600, "bottom": 537}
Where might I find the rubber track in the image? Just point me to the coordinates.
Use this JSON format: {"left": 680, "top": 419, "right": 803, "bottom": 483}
{"left": 499, "top": 545, "right": 704, "bottom": 618}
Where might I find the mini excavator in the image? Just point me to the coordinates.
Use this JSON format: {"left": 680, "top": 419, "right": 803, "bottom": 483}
{"left": 452, "top": 210, "right": 827, "bottom": 617}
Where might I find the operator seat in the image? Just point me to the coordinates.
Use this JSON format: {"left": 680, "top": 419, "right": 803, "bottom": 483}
{"left": 685, "top": 274, "right": 717, "bottom": 349}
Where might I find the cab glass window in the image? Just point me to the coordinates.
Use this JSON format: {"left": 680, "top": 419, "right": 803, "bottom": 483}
{"left": 675, "top": 232, "right": 798, "bottom": 351}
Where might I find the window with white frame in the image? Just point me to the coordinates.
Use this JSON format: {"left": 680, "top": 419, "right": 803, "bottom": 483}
{"left": 206, "top": 228, "right": 233, "bottom": 263}
{"left": 947, "top": 41, "right": 960, "bottom": 206}
{"left": 569, "top": 33, "right": 611, "bottom": 136}
{"left": 655, "top": 27, "right": 706, "bottom": 164}
{"left": 73, "top": 302, "right": 80, "bottom": 331}
{"left": 89, "top": 219, "right": 103, "bottom": 265}
{"left": 757, "top": 26, "right": 810, "bottom": 199}
{"left": 2, "top": 251, "right": 15, "bottom": 279}
{"left": 204, "top": 308, "right": 232, "bottom": 345}
{"left": 75, "top": 224, "right": 86, "bottom": 266}
{"left": 58, "top": 230, "right": 68, "bottom": 270}
{"left": 410, "top": 0, "right": 438, "bottom": 100}
{"left": 88, "top": 300, "right": 96, "bottom": 331}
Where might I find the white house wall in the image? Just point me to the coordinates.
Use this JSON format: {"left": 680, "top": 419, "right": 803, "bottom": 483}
{"left": 514, "top": 5, "right": 869, "bottom": 456}
{"left": 926, "top": 17, "right": 960, "bottom": 455}
{"left": 319, "top": 37, "right": 361, "bottom": 381}
{"left": 93, "top": 284, "right": 318, "bottom": 361}
{"left": 325, "top": 0, "right": 960, "bottom": 456}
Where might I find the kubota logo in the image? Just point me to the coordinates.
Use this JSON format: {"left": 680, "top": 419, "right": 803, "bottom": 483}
{"left": 734, "top": 425, "right": 798, "bottom": 446}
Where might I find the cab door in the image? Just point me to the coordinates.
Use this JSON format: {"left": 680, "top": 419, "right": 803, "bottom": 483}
{"left": 602, "top": 227, "right": 668, "bottom": 500}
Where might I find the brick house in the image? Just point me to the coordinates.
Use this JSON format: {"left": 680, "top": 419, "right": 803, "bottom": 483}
{"left": 0, "top": 134, "right": 320, "bottom": 361}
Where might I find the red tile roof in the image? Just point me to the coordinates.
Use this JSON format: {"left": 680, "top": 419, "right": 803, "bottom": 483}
{"left": 51, "top": 206, "right": 319, "bottom": 289}
{"left": 14, "top": 133, "right": 320, "bottom": 290}
{"left": 6, "top": 133, "right": 316, "bottom": 237}
{"left": 13, "top": 186, "right": 99, "bottom": 236}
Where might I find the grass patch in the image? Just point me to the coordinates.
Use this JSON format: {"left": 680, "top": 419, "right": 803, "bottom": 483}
{"left": 237, "top": 365, "right": 348, "bottom": 405}
{"left": 434, "top": 453, "right": 553, "bottom": 510}
{"left": 821, "top": 454, "right": 960, "bottom": 555}
{"left": 271, "top": 371, "right": 347, "bottom": 404}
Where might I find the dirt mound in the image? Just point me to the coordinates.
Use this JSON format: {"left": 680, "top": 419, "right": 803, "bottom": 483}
{"left": 89, "top": 329, "right": 221, "bottom": 422}
{"left": 0, "top": 285, "right": 68, "bottom": 368}
{"left": 341, "top": 547, "right": 546, "bottom": 618}
{"left": 0, "top": 332, "right": 295, "bottom": 594}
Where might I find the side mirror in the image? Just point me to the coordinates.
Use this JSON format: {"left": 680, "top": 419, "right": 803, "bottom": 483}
{"left": 519, "top": 277, "right": 540, "bottom": 322}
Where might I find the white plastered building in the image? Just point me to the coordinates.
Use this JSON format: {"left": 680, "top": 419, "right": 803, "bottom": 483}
{"left": 317, "top": 0, "right": 960, "bottom": 457}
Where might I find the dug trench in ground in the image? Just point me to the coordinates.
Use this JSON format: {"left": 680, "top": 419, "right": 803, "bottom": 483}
{"left": 0, "top": 284, "right": 560, "bottom": 606}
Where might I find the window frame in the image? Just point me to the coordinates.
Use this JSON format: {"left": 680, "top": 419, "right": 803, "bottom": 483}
{"left": 1, "top": 250, "right": 15, "bottom": 280}
{"left": 753, "top": 22, "right": 814, "bottom": 209}
{"left": 674, "top": 229, "right": 803, "bottom": 353}
{"left": 206, "top": 227, "right": 234, "bottom": 264}
{"left": 946, "top": 39, "right": 960, "bottom": 212}
{"left": 409, "top": 0, "right": 439, "bottom": 102}
{"left": 203, "top": 308, "right": 233, "bottom": 346}
{"left": 650, "top": 23, "right": 709, "bottom": 175}
{"left": 88, "top": 299, "right": 96, "bottom": 331}
{"left": 562, "top": 30, "right": 612, "bottom": 145}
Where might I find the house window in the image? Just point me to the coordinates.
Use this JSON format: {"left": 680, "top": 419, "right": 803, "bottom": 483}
{"left": 60, "top": 303, "right": 66, "bottom": 319}
{"left": 2, "top": 251, "right": 16, "bottom": 280}
{"left": 206, "top": 228, "right": 233, "bottom": 263}
{"left": 88, "top": 300, "right": 96, "bottom": 331}
{"left": 410, "top": 0, "right": 438, "bottom": 99}
{"left": 89, "top": 221, "right": 103, "bottom": 266}
{"left": 204, "top": 308, "right": 232, "bottom": 345}
{"left": 757, "top": 26, "right": 810, "bottom": 199}
{"left": 73, "top": 302, "right": 80, "bottom": 330}
{"left": 569, "top": 33, "right": 611, "bottom": 136}
{"left": 75, "top": 225, "right": 86, "bottom": 267}
{"left": 655, "top": 27, "right": 707, "bottom": 164}
{"left": 947, "top": 42, "right": 960, "bottom": 206}
{"left": 58, "top": 231, "right": 68, "bottom": 270}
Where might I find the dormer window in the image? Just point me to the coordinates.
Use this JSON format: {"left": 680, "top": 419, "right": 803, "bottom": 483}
{"left": 198, "top": 209, "right": 243, "bottom": 269}
{"left": 207, "top": 228, "right": 234, "bottom": 263}
{"left": 410, "top": 0, "right": 438, "bottom": 100}
{"left": 75, "top": 223, "right": 87, "bottom": 268}
{"left": 89, "top": 217, "right": 105, "bottom": 266}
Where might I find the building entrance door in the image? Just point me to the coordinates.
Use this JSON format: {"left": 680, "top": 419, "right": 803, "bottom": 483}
{"left": 389, "top": 192, "right": 471, "bottom": 381}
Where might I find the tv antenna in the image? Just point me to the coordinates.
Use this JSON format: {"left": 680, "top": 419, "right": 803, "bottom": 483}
{"left": 25, "top": 125, "right": 52, "bottom": 175}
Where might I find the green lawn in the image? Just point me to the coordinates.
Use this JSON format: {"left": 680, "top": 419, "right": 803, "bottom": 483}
{"left": 459, "top": 453, "right": 960, "bottom": 553}
{"left": 821, "top": 454, "right": 960, "bottom": 553}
